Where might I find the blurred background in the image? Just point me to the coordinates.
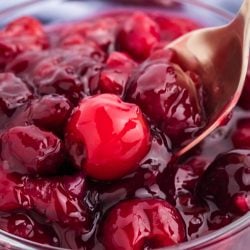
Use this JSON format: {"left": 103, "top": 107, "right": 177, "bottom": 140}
{"left": 0, "top": 0, "right": 244, "bottom": 13}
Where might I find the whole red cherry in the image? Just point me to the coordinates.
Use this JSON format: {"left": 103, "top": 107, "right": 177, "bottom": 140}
{"left": 232, "top": 118, "right": 250, "bottom": 149}
{"left": 0, "top": 16, "right": 48, "bottom": 70}
{"left": 99, "top": 52, "right": 137, "bottom": 97}
{"left": 101, "top": 199, "right": 186, "bottom": 250}
{"left": 116, "top": 12, "right": 160, "bottom": 60}
{"left": 197, "top": 150, "right": 250, "bottom": 215}
{"left": 126, "top": 56, "right": 203, "bottom": 147}
{"left": 65, "top": 94, "right": 151, "bottom": 180}
{"left": 0, "top": 125, "right": 64, "bottom": 175}
{"left": 0, "top": 73, "right": 32, "bottom": 115}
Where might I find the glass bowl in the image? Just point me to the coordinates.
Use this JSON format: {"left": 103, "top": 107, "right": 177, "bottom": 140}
{"left": 0, "top": 0, "right": 249, "bottom": 249}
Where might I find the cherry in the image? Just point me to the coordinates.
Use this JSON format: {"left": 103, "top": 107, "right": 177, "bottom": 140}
{"left": 0, "top": 73, "right": 32, "bottom": 115}
{"left": 60, "top": 16, "right": 118, "bottom": 52}
{"left": 65, "top": 94, "right": 151, "bottom": 180}
{"left": 29, "top": 95, "right": 73, "bottom": 135}
{"left": 5, "top": 95, "right": 72, "bottom": 136}
{"left": 0, "top": 166, "right": 91, "bottom": 230}
{"left": 101, "top": 199, "right": 186, "bottom": 250}
{"left": 197, "top": 150, "right": 250, "bottom": 215}
{"left": 98, "top": 52, "right": 137, "bottom": 97}
{"left": 21, "top": 173, "right": 91, "bottom": 230}
{"left": 116, "top": 12, "right": 160, "bottom": 60}
{"left": 0, "top": 125, "right": 64, "bottom": 175}
{"left": 94, "top": 130, "right": 171, "bottom": 207}
{"left": 0, "top": 17, "right": 48, "bottom": 70}
{"left": 232, "top": 118, "right": 250, "bottom": 149}
{"left": 7, "top": 47, "right": 104, "bottom": 103}
{"left": 0, "top": 168, "right": 19, "bottom": 211}
{"left": 154, "top": 15, "right": 200, "bottom": 42}
{"left": 126, "top": 55, "right": 203, "bottom": 147}
{"left": 0, "top": 212, "right": 60, "bottom": 246}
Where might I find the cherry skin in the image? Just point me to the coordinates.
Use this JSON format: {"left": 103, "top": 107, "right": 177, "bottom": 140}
{"left": 29, "top": 94, "right": 73, "bottom": 135}
{"left": 59, "top": 16, "right": 118, "bottom": 52}
{"left": 0, "top": 73, "right": 32, "bottom": 115}
{"left": 197, "top": 150, "right": 250, "bottom": 215}
{"left": 116, "top": 12, "right": 160, "bottom": 60}
{"left": 126, "top": 55, "right": 202, "bottom": 147}
{"left": 7, "top": 47, "right": 104, "bottom": 103}
{"left": 101, "top": 199, "right": 186, "bottom": 250}
{"left": 5, "top": 95, "right": 73, "bottom": 136}
{"left": 0, "top": 165, "right": 91, "bottom": 230}
{"left": 0, "top": 125, "right": 64, "bottom": 175}
{"left": 65, "top": 94, "right": 151, "bottom": 180}
{"left": 99, "top": 52, "right": 137, "bottom": 97}
{"left": 232, "top": 118, "right": 250, "bottom": 149}
{"left": 0, "top": 17, "right": 48, "bottom": 70}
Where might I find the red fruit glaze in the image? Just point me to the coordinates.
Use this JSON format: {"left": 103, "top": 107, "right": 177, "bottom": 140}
{"left": 232, "top": 118, "right": 250, "bottom": 149}
{"left": 0, "top": 125, "right": 64, "bottom": 175}
{"left": 65, "top": 94, "right": 151, "bottom": 180}
{"left": 0, "top": 73, "right": 32, "bottom": 114}
{"left": 7, "top": 47, "right": 104, "bottom": 103}
{"left": 0, "top": 165, "right": 91, "bottom": 230}
{"left": 21, "top": 173, "right": 91, "bottom": 230}
{"left": 5, "top": 95, "right": 73, "bottom": 136}
{"left": 197, "top": 150, "right": 250, "bottom": 214}
{"left": 99, "top": 52, "right": 137, "bottom": 96}
{"left": 117, "top": 12, "right": 160, "bottom": 60}
{"left": 0, "top": 212, "right": 60, "bottom": 246}
{"left": 60, "top": 17, "right": 118, "bottom": 52}
{"left": 101, "top": 199, "right": 186, "bottom": 250}
{"left": 29, "top": 95, "right": 73, "bottom": 135}
{"left": 0, "top": 17, "right": 48, "bottom": 70}
{"left": 126, "top": 54, "right": 203, "bottom": 147}
{"left": 0, "top": 168, "right": 19, "bottom": 211}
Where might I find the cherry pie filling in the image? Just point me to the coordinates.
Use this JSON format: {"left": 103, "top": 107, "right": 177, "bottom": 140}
{"left": 0, "top": 10, "right": 249, "bottom": 250}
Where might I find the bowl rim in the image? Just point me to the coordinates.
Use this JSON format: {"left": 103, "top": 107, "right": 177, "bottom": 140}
{"left": 0, "top": 0, "right": 248, "bottom": 249}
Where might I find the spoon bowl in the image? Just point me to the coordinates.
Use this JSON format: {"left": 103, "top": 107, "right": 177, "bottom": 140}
{"left": 167, "top": 0, "right": 250, "bottom": 157}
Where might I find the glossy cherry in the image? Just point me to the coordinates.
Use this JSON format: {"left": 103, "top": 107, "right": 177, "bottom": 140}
{"left": 232, "top": 118, "right": 250, "bottom": 149}
{"left": 0, "top": 125, "right": 64, "bottom": 175}
{"left": 197, "top": 150, "right": 250, "bottom": 215}
{"left": 126, "top": 55, "right": 203, "bottom": 147}
{"left": 0, "top": 166, "right": 91, "bottom": 230}
{"left": 7, "top": 47, "right": 104, "bottom": 103}
{"left": 0, "top": 73, "right": 32, "bottom": 115}
{"left": 60, "top": 16, "right": 118, "bottom": 52}
{"left": 5, "top": 95, "right": 72, "bottom": 135}
{"left": 0, "top": 17, "right": 48, "bottom": 70}
{"left": 99, "top": 52, "right": 137, "bottom": 97}
{"left": 116, "top": 12, "right": 160, "bottom": 60}
{"left": 101, "top": 199, "right": 186, "bottom": 250}
{"left": 65, "top": 94, "right": 151, "bottom": 180}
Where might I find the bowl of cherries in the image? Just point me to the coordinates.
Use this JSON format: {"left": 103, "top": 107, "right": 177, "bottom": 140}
{"left": 0, "top": 0, "right": 249, "bottom": 250}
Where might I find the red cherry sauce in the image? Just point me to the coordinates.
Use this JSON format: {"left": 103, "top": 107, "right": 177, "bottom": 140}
{"left": 0, "top": 10, "right": 249, "bottom": 250}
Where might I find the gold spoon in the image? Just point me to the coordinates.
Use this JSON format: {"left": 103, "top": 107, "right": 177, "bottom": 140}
{"left": 166, "top": 0, "right": 250, "bottom": 157}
